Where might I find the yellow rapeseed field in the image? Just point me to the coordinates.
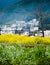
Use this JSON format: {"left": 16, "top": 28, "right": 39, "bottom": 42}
{"left": 0, "top": 34, "right": 50, "bottom": 45}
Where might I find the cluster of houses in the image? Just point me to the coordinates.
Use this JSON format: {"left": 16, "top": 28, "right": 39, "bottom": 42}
{"left": 0, "top": 19, "right": 39, "bottom": 36}
{"left": 0, "top": 18, "right": 50, "bottom": 37}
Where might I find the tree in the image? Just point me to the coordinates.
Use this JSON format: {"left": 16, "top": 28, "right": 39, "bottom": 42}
{"left": 33, "top": 3, "right": 50, "bottom": 37}
{"left": 0, "top": 28, "right": 1, "bottom": 35}
{"left": 38, "top": 5, "right": 44, "bottom": 37}
{"left": 38, "top": 9, "right": 50, "bottom": 37}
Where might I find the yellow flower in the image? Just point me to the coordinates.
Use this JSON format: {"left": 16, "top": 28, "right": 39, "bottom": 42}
{"left": 0, "top": 34, "right": 50, "bottom": 45}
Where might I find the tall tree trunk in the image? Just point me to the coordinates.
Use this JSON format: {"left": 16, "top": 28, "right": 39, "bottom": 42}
{"left": 0, "top": 28, "right": 1, "bottom": 35}
{"left": 40, "top": 14, "right": 44, "bottom": 37}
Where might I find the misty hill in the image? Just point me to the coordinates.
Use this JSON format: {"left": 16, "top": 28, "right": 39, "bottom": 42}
{"left": 0, "top": 0, "right": 50, "bottom": 30}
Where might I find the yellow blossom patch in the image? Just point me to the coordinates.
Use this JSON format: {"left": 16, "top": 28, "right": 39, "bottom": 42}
{"left": 0, "top": 34, "right": 50, "bottom": 45}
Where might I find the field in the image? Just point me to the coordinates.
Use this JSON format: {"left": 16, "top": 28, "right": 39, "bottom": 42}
{"left": 0, "top": 34, "right": 50, "bottom": 65}
{"left": 0, "top": 34, "right": 50, "bottom": 46}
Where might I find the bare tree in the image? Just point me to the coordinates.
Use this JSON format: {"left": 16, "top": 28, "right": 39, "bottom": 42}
{"left": 34, "top": 3, "right": 50, "bottom": 37}
{"left": 0, "top": 28, "right": 1, "bottom": 35}
{"left": 39, "top": 9, "right": 50, "bottom": 37}
{"left": 38, "top": 5, "right": 44, "bottom": 37}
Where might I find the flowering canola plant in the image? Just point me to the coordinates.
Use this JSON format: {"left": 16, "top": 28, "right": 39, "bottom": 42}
{"left": 0, "top": 34, "right": 50, "bottom": 45}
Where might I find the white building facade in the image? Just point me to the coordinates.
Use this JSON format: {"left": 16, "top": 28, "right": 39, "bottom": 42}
{"left": 1, "top": 19, "right": 39, "bottom": 35}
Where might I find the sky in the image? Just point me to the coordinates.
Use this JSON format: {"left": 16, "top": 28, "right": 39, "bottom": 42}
{"left": 0, "top": 0, "right": 21, "bottom": 8}
{"left": 0, "top": 0, "right": 50, "bottom": 25}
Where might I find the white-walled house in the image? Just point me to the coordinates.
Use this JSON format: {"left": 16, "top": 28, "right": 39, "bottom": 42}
{"left": 34, "top": 30, "right": 50, "bottom": 37}
{"left": 44, "top": 30, "right": 50, "bottom": 37}
{"left": 1, "top": 25, "right": 15, "bottom": 34}
{"left": 21, "top": 31, "right": 29, "bottom": 36}
{"left": 0, "top": 19, "right": 40, "bottom": 36}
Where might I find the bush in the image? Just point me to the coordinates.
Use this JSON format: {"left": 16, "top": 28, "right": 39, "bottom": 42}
{"left": 0, "top": 44, "right": 50, "bottom": 65}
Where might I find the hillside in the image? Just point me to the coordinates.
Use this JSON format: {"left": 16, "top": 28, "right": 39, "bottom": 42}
{"left": 0, "top": 0, "right": 50, "bottom": 30}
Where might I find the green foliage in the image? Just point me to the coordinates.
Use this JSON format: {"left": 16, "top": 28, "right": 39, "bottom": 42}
{"left": 0, "top": 44, "right": 50, "bottom": 65}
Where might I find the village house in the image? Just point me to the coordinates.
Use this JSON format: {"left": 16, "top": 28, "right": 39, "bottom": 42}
{"left": 1, "top": 19, "right": 40, "bottom": 36}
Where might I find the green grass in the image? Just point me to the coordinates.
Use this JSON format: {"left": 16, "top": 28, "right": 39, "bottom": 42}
{"left": 0, "top": 43, "right": 50, "bottom": 65}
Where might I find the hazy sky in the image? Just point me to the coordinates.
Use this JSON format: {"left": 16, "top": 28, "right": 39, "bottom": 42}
{"left": 0, "top": 0, "right": 50, "bottom": 24}
{"left": 0, "top": 0, "right": 21, "bottom": 8}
